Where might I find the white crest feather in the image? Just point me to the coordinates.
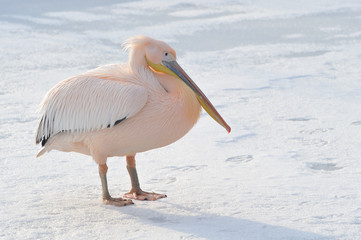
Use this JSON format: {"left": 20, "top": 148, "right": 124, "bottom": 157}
{"left": 122, "top": 35, "right": 152, "bottom": 52}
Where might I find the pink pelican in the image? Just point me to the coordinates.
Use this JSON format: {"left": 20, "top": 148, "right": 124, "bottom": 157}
{"left": 35, "top": 36, "right": 231, "bottom": 206}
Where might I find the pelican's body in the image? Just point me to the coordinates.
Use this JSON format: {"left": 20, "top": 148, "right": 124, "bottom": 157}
{"left": 36, "top": 36, "right": 230, "bottom": 206}
{"left": 38, "top": 64, "right": 200, "bottom": 163}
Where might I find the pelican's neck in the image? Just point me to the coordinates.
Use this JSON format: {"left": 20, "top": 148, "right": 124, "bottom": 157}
{"left": 128, "top": 48, "right": 147, "bottom": 72}
{"left": 152, "top": 70, "right": 187, "bottom": 94}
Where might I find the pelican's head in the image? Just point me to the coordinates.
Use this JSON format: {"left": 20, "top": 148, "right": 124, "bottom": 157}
{"left": 124, "top": 35, "right": 231, "bottom": 133}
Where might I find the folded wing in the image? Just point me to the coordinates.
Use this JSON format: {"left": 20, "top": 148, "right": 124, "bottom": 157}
{"left": 35, "top": 74, "right": 148, "bottom": 146}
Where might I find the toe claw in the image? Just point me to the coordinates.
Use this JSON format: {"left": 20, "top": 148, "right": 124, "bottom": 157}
{"left": 123, "top": 190, "right": 167, "bottom": 201}
{"left": 103, "top": 197, "right": 133, "bottom": 207}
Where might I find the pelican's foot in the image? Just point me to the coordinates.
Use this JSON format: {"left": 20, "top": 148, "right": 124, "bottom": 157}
{"left": 103, "top": 197, "right": 134, "bottom": 207}
{"left": 123, "top": 190, "right": 167, "bottom": 201}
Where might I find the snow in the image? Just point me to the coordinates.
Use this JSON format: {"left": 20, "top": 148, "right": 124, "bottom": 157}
{"left": 1, "top": 0, "right": 361, "bottom": 239}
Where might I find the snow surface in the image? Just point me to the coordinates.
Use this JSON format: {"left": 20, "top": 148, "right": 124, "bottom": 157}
{"left": 1, "top": 0, "right": 361, "bottom": 239}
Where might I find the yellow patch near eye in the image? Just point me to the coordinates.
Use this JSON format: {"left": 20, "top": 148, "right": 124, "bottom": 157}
{"left": 145, "top": 57, "right": 179, "bottom": 79}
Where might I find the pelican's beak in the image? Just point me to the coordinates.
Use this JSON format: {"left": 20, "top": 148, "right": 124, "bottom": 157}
{"left": 146, "top": 56, "right": 231, "bottom": 133}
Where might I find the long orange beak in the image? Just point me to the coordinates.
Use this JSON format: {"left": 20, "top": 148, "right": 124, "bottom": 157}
{"left": 162, "top": 60, "right": 231, "bottom": 133}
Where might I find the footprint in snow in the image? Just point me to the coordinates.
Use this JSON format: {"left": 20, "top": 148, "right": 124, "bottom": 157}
{"left": 287, "top": 117, "right": 313, "bottom": 122}
{"left": 300, "top": 128, "right": 333, "bottom": 135}
{"left": 302, "top": 138, "right": 328, "bottom": 147}
{"left": 289, "top": 137, "right": 328, "bottom": 147}
{"left": 225, "top": 155, "right": 253, "bottom": 163}
{"left": 148, "top": 177, "right": 177, "bottom": 185}
{"left": 307, "top": 162, "right": 342, "bottom": 171}
{"left": 163, "top": 165, "right": 207, "bottom": 172}
{"left": 351, "top": 120, "right": 361, "bottom": 126}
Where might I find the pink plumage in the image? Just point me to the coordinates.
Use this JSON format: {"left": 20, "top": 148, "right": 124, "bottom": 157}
{"left": 35, "top": 35, "right": 230, "bottom": 206}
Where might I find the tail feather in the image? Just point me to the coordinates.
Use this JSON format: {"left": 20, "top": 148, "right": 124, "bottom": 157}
{"left": 36, "top": 115, "right": 51, "bottom": 148}
{"left": 36, "top": 147, "right": 47, "bottom": 158}
{"left": 35, "top": 116, "right": 44, "bottom": 145}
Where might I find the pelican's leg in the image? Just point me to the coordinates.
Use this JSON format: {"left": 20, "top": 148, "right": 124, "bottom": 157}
{"left": 99, "top": 163, "right": 133, "bottom": 206}
{"left": 123, "top": 156, "right": 167, "bottom": 201}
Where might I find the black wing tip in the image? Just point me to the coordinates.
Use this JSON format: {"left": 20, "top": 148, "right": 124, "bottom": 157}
{"left": 107, "top": 117, "right": 126, "bottom": 128}
{"left": 36, "top": 136, "right": 49, "bottom": 147}
{"left": 41, "top": 137, "right": 49, "bottom": 147}
{"left": 114, "top": 117, "right": 126, "bottom": 126}
{"left": 35, "top": 116, "right": 45, "bottom": 146}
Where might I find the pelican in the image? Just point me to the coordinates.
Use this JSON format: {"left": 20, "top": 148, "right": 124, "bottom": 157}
{"left": 35, "top": 36, "right": 231, "bottom": 206}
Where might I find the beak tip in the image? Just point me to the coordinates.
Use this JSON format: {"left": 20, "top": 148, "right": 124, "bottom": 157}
{"left": 226, "top": 125, "right": 231, "bottom": 134}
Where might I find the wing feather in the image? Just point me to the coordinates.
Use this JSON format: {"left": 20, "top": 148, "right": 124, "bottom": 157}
{"left": 35, "top": 73, "right": 148, "bottom": 145}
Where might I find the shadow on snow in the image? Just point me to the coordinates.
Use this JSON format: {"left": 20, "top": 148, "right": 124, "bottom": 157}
{"left": 113, "top": 202, "right": 332, "bottom": 240}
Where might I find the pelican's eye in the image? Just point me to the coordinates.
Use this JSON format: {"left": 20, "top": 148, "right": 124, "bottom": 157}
{"left": 162, "top": 52, "right": 175, "bottom": 62}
